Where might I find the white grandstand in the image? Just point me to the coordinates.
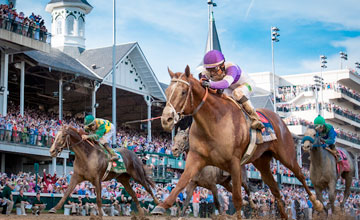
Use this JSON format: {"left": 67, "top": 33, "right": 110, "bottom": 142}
{"left": 251, "top": 69, "right": 360, "bottom": 180}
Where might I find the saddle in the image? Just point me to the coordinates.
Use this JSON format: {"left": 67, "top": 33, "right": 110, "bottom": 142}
{"left": 224, "top": 96, "right": 277, "bottom": 165}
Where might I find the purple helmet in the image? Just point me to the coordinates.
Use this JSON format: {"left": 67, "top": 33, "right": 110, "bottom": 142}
{"left": 203, "top": 50, "right": 225, "bottom": 68}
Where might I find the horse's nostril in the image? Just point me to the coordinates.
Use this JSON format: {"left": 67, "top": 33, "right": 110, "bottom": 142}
{"left": 167, "top": 117, "right": 173, "bottom": 123}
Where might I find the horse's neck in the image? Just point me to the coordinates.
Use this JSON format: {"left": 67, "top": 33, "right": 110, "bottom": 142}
{"left": 310, "top": 148, "right": 327, "bottom": 170}
{"left": 70, "top": 139, "right": 90, "bottom": 162}
{"left": 192, "top": 87, "right": 245, "bottom": 136}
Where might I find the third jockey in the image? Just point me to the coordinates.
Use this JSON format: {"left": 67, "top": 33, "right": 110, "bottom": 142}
{"left": 200, "top": 50, "right": 264, "bottom": 130}
{"left": 82, "top": 115, "right": 118, "bottom": 161}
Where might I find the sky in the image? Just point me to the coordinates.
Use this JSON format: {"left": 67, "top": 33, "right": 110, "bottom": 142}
{"left": 14, "top": 0, "right": 360, "bottom": 84}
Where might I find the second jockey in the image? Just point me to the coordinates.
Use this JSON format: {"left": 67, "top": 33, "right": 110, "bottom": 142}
{"left": 200, "top": 50, "right": 264, "bottom": 130}
{"left": 82, "top": 115, "right": 118, "bottom": 161}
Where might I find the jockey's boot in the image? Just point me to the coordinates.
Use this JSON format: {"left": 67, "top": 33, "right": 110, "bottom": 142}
{"left": 240, "top": 98, "right": 265, "bottom": 130}
{"left": 329, "top": 144, "right": 342, "bottom": 163}
{"left": 104, "top": 143, "right": 118, "bottom": 162}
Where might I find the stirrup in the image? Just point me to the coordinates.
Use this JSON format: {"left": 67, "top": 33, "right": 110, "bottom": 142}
{"left": 251, "top": 121, "right": 264, "bottom": 130}
{"left": 109, "top": 155, "right": 118, "bottom": 162}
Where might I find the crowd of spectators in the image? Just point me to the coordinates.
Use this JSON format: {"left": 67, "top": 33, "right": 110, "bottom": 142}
{"left": 0, "top": 170, "right": 359, "bottom": 218}
{"left": 0, "top": 103, "right": 174, "bottom": 155}
{"left": 283, "top": 116, "right": 360, "bottom": 145}
{"left": 0, "top": 3, "right": 49, "bottom": 42}
{"left": 276, "top": 82, "right": 360, "bottom": 104}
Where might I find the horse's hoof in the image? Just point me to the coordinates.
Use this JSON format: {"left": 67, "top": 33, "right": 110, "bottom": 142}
{"left": 314, "top": 200, "right": 324, "bottom": 212}
{"left": 178, "top": 217, "right": 187, "bottom": 220}
{"left": 151, "top": 206, "right": 166, "bottom": 215}
{"left": 48, "top": 208, "right": 57, "bottom": 213}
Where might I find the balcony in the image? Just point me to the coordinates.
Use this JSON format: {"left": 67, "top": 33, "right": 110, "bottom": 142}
{"left": 0, "top": 130, "right": 69, "bottom": 158}
{"left": 0, "top": 18, "right": 50, "bottom": 53}
{"left": 327, "top": 109, "right": 360, "bottom": 129}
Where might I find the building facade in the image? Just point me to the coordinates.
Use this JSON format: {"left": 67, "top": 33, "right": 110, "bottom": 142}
{"left": 251, "top": 69, "right": 360, "bottom": 179}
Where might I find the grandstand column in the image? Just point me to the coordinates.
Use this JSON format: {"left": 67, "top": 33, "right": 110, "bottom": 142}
{"left": 92, "top": 87, "right": 96, "bottom": 117}
{"left": 20, "top": 61, "right": 25, "bottom": 116}
{"left": 144, "top": 95, "right": 152, "bottom": 142}
{"left": 297, "top": 139, "right": 302, "bottom": 168}
{"left": 356, "top": 153, "right": 359, "bottom": 180}
{"left": 1, "top": 53, "right": 9, "bottom": 116}
{"left": 1, "top": 153, "right": 5, "bottom": 173}
{"left": 59, "top": 78, "right": 63, "bottom": 121}
{"left": 63, "top": 158, "right": 67, "bottom": 176}
{"left": 52, "top": 157, "right": 56, "bottom": 175}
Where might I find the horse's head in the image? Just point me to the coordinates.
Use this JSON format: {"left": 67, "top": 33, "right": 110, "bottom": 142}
{"left": 302, "top": 127, "right": 320, "bottom": 151}
{"left": 162, "top": 65, "right": 195, "bottom": 132}
{"left": 49, "top": 126, "right": 69, "bottom": 157}
{"left": 172, "top": 127, "right": 190, "bottom": 157}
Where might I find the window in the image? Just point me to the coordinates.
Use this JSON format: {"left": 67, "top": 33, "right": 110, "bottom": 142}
{"left": 67, "top": 15, "right": 75, "bottom": 35}
{"left": 56, "top": 16, "right": 63, "bottom": 35}
{"left": 78, "top": 17, "right": 85, "bottom": 37}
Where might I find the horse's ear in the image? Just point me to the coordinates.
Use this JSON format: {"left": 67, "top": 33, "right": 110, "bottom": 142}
{"left": 177, "top": 127, "right": 181, "bottom": 133}
{"left": 185, "top": 65, "right": 190, "bottom": 77}
{"left": 168, "top": 67, "right": 175, "bottom": 79}
{"left": 185, "top": 127, "right": 190, "bottom": 133}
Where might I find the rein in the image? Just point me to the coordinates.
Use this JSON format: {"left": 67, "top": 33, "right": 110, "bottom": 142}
{"left": 166, "top": 76, "right": 209, "bottom": 124}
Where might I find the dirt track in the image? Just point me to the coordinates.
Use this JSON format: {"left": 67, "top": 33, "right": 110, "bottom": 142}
{"left": 0, "top": 213, "right": 355, "bottom": 220}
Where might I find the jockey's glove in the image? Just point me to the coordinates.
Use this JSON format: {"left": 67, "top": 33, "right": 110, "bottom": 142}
{"left": 201, "top": 80, "right": 211, "bottom": 88}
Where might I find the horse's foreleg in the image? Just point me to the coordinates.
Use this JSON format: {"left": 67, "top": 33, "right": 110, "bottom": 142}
{"left": 180, "top": 181, "right": 196, "bottom": 217}
{"left": 152, "top": 151, "right": 205, "bottom": 214}
{"left": 314, "top": 187, "right": 327, "bottom": 214}
{"left": 230, "top": 157, "right": 243, "bottom": 220}
{"left": 328, "top": 180, "right": 336, "bottom": 214}
{"left": 49, "top": 173, "right": 81, "bottom": 212}
{"left": 340, "top": 172, "right": 352, "bottom": 209}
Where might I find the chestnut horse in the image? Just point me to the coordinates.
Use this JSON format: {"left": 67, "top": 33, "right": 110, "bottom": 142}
{"left": 152, "top": 66, "right": 323, "bottom": 219}
{"left": 48, "top": 126, "right": 159, "bottom": 219}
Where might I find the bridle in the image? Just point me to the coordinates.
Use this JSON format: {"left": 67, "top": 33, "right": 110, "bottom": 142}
{"left": 55, "top": 128, "right": 84, "bottom": 156}
{"left": 166, "top": 75, "right": 208, "bottom": 124}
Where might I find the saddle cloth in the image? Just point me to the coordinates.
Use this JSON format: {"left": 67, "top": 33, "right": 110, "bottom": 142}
{"left": 255, "top": 111, "right": 277, "bottom": 144}
{"left": 337, "top": 149, "right": 350, "bottom": 174}
{"left": 102, "top": 147, "right": 127, "bottom": 174}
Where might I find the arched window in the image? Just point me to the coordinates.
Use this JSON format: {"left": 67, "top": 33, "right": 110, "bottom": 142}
{"left": 67, "top": 15, "right": 75, "bottom": 35}
{"left": 56, "top": 16, "right": 63, "bottom": 35}
{"left": 78, "top": 17, "right": 85, "bottom": 37}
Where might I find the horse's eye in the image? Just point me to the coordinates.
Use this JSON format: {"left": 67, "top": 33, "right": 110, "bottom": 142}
{"left": 181, "top": 91, "right": 186, "bottom": 96}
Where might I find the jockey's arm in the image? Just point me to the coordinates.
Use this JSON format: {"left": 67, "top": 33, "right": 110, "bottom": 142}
{"left": 87, "top": 123, "right": 106, "bottom": 140}
{"left": 209, "top": 66, "right": 239, "bottom": 90}
{"left": 325, "top": 127, "right": 337, "bottom": 145}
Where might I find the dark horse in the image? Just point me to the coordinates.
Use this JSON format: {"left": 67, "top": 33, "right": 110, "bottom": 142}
{"left": 49, "top": 126, "right": 159, "bottom": 219}
{"left": 153, "top": 66, "right": 323, "bottom": 219}
{"left": 173, "top": 128, "right": 255, "bottom": 216}
{"left": 303, "top": 128, "right": 354, "bottom": 214}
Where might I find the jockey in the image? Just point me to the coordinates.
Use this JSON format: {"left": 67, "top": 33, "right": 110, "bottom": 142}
{"left": 200, "top": 50, "right": 264, "bottom": 130}
{"left": 314, "top": 115, "right": 341, "bottom": 162}
{"left": 81, "top": 115, "right": 118, "bottom": 161}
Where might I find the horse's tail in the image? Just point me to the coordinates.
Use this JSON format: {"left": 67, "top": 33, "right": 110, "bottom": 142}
{"left": 142, "top": 164, "right": 156, "bottom": 188}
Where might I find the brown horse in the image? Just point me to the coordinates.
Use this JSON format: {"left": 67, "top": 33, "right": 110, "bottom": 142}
{"left": 152, "top": 66, "right": 323, "bottom": 219}
{"left": 173, "top": 128, "right": 255, "bottom": 216}
{"left": 303, "top": 128, "right": 354, "bottom": 214}
{"left": 48, "top": 126, "right": 159, "bottom": 219}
